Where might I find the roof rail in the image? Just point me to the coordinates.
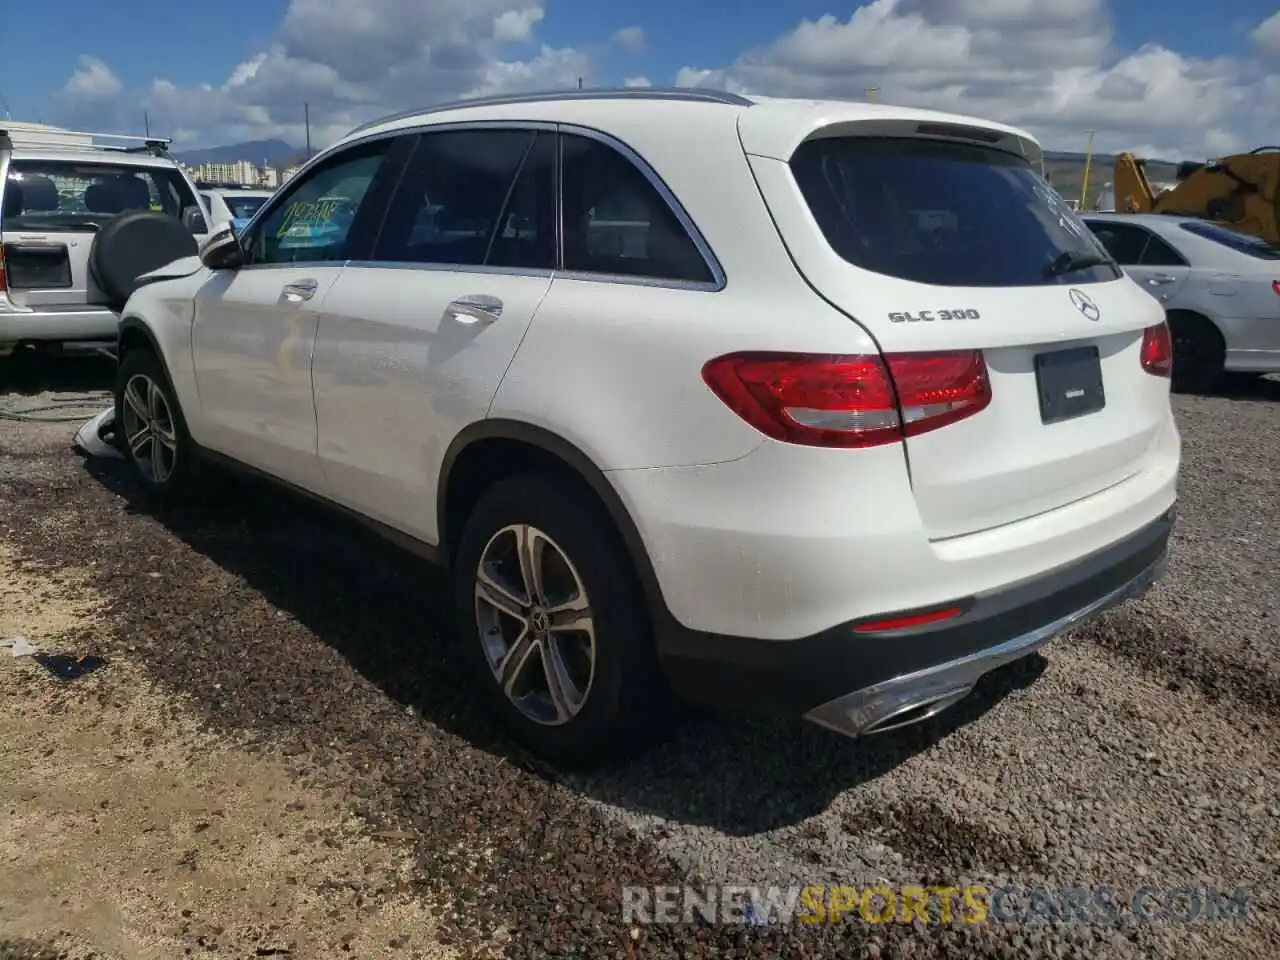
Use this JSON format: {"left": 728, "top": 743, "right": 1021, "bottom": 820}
{"left": 0, "top": 127, "right": 171, "bottom": 157}
{"left": 347, "top": 86, "right": 755, "bottom": 137}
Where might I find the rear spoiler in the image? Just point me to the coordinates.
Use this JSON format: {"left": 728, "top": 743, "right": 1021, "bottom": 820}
{"left": 738, "top": 104, "right": 1043, "bottom": 169}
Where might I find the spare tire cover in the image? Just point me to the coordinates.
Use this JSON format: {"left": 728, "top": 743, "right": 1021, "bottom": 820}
{"left": 90, "top": 210, "right": 199, "bottom": 308}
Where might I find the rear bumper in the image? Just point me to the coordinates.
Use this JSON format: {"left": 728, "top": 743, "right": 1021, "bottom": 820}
{"left": 658, "top": 506, "right": 1174, "bottom": 729}
{"left": 0, "top": 299, "right": 119, "bottom": 347}
{"left": 1218, "top": 316, "right": 1280, "bottom": 373}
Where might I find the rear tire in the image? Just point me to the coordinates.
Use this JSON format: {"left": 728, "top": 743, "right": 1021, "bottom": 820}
{"left": 451, "top": 472, "right": 667, "bottom": 769}
{"left": 1168, "top": 312, "right": 1225, "bottom": 394}
{"left": 114, "top": 348, "right": 204, "bottom": 502}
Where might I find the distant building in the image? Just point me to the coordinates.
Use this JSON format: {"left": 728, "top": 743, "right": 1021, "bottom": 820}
{"left": 182, "top": 158, "right": 285, "bottom": 190}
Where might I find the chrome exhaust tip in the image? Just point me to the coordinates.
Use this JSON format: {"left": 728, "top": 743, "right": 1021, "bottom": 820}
{"left": 858, "top": 685, "right": 975, "bottom": 736}
{"left": 805, "top": 682, "right": 977, "bottom": 739}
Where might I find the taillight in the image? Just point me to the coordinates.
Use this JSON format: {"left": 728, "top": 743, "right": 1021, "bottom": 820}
{"left": 1272, "top": 280, "right": 1280, "bottom": 297}
{"left": 1140, "top": 322, "right": 1172, "bottom": 377}
{"left": 700, "top": 350, "right": 991, "bottom": 448}
{"left": 851, "top": 604, "right": 965, "bottom": 634}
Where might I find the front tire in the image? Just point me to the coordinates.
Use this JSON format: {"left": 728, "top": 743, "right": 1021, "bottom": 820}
{"left": 452, "top": 472, "right": 667, "bottom": 768}
{"left": 115, "top": 348, "right": 202, "bottom": 501}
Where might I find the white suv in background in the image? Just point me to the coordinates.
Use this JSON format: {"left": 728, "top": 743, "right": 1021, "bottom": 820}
{"left": 110, "top": 88, "right": 1180, "bottom": 767}
{"left": 0, "top": 127, "right": 209, "bottom": 358}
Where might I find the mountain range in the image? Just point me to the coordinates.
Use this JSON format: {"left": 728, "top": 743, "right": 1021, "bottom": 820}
{"left": 173, "top": 139, "right": 304, "bottom": 168}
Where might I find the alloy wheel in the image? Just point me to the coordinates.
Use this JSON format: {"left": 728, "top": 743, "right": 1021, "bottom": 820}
{"left": 474, "top": 523, "right": 597, "bottom": 726}
{"left": 121, "top": 373, "right": 178, "bottom": 484}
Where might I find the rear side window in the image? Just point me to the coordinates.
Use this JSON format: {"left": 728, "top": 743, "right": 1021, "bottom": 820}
{"left": 790, "top": 137, "right": 1120, "bottom": 287}
{"left": 1178, "top": 221, "right": 1280, "bottom": 260}
{"left": 560, "top": 134, "right": 714, "bottom": 285}
{"left": 373, "top": 129, "right": 554, "bottom": 270}
{"left": 2, "top": 160, "right": 199, "bottom": 232}
{"left": 1086, "top": 223, "right": 1149, "bottom": 265}
{"left": 1085, "top": 221, "right": 1185, "bottom": 267}
{"left": 1138, "top": 233, "right": 1186, "bottom": 266}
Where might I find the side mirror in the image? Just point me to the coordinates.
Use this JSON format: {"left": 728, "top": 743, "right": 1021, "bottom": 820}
{"left": 199, "top": 225, "right": 245, "bottom": 270}
{"left": 182, "top": 206, "right": 209, "bottom": 234}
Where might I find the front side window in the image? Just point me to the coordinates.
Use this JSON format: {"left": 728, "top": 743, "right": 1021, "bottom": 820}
{"left": 2, "top": 160, "right": 197, "bottom": 231}
{"left": 791, "top": 137, "right": 1120, "bottom": 287}
{"left": 243, "top": 143, "right": 389, "bottom": 265}
{"left": 373, "top": 129, "right": 553, "bottom": 269}
{"left": 1179, "top": 220, "right": 1280, "bottom": 260}
{"left": 560, "top": 133, "right": 714, "bottom": 284}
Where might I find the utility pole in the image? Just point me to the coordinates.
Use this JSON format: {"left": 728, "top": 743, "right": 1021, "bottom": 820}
{"left": 304, "top": 103, "right": 312, "bottom": 158}
{"left": 144, "top": 111, "right": 150, "bottom": 136}
{"left": 865, "top": 87, "right": 879, "bottom": 103}
{"left": 1079, "top": 130, "right": 1096, "bottom": 210}
{"left": 577, "top": 77, "right": 583, "bottom": 89}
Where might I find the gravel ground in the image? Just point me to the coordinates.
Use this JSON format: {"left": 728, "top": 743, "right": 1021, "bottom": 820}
{"left": 1, "top": 356, "right": 1277, "bottom": 959}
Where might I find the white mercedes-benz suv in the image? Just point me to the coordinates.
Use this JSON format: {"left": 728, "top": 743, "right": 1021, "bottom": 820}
{"left": 110, "top": 87, "right": 1180, "bottom": 767}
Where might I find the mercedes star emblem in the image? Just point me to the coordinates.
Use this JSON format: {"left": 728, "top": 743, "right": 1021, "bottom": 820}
{"left": 1069, "top": 288, "right": 1101, "bottom": 321}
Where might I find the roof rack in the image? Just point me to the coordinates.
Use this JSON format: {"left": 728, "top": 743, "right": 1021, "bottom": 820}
{"left": 0, "top": 127, "right": 171, "bottom": 157}
{"left": 347, "top": 86, "right": 755, "bottom": 137}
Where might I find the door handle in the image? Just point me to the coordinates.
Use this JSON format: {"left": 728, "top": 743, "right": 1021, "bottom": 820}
{"left": 447, "top": 294, "right": 503, "bottom": 324}
{"left": 281, "top": 279, "right": 318, "bottom": 303}
{"left": 1147, "top": 274, "right": 1178, "bottom": 285}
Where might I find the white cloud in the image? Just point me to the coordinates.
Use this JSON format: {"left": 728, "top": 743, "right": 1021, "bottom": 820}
{"left": 48, "top": 0, "right": 1280, "bottom": 160}
{"left": 623, "top": 76, "right": 653, "bottom": 88}
{"left": 61, "top": 56, "right": 123, "bottom": 101}
{"left": 612, "top": 26, "right": 646, "bottom": 54}
{"left": 1251, "top": 11, "right": 1280, "bottom": 57}
{"left": 54, "top": 56, "right": 128, "bottom": 131}
{"left": 674, "top": 0, "right": 1278, "bottom": 159}
{"left": 53, "top": 0, "right": 596, "bottom": 149}
{"left": 494, "top": 7, "right": 545, "bottom": 43}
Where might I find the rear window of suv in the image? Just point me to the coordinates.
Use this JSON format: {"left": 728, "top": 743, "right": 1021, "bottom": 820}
{"left": 790, "top": 137, "right": 1120, "bottom": 287}
{"left": 222, "top": 194, "right": 268, "bottom": 220}
{"left": 2, "top": 160, "right": 198, "bottom": 232}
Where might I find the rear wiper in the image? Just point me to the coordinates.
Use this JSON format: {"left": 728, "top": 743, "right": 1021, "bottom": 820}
{"left": 1042, "top": 251, "right": 1113, "bottom": 279}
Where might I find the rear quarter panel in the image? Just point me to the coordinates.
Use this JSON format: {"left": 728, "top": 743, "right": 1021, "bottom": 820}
{"left": 488, "top": 109, "right": 886, "bottom": 472}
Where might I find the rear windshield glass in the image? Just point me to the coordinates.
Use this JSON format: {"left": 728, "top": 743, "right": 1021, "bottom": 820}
{"left": 1179, "top": 220, "right": 1280, "bottom": 260}
{"left": 225, "top": 194, "right": 267, "bottom": 220}
{"left": 790, "top": 137, "right": 1120, "bottom": 287}
{"left": 2, "top": 160, "right": 198, "bottom": 232}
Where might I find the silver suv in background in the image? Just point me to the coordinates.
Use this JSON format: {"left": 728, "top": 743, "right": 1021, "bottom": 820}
{"left": 0, "top": 127, "right": 210, "bottom": 358}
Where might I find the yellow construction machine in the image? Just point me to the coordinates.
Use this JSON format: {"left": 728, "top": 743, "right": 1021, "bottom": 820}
{"left": 1112, "top": 148, "right": 1280, "bottom": 243}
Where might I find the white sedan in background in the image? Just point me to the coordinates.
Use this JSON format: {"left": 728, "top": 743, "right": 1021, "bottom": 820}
{"left": 1082, "top": 213, "right": 1280, "bottom": 392}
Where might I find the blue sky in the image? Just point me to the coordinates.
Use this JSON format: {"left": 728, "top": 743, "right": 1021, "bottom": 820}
{"left": 4, "top": 0, "right": 1279, "bottom": 158}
